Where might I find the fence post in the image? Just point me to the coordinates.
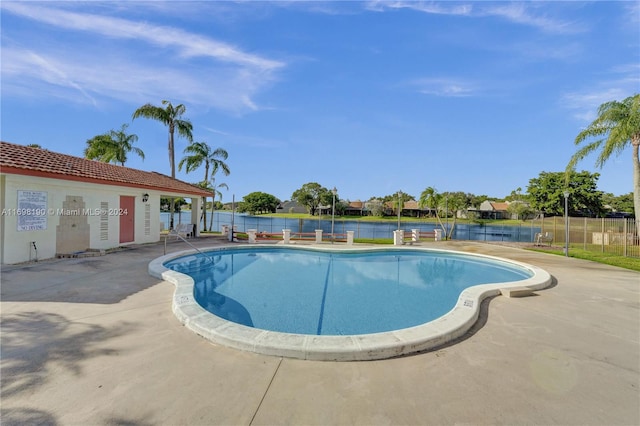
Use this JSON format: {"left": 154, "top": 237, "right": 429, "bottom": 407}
{"left": 623, "top": 218, "right": 628, "bottom": 257}
{"left": 393, "top": 230, "right": 404, "bottom": 246}
{"left": 601, "top": 218, "right": 605, "bottom": 253}
{"left": 346, "top": 231, "right": 354, "bottom": 245}
{"left": 583, "top": 217, "right": 587, "bottom": 250}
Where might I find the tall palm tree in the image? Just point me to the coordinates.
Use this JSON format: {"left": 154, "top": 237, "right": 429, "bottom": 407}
{"left": 84, "top": 124, "right": 144, "bottom": 166}
{"left": 133, "top": 100, "right": 193, "bottom": 229}
{"left": 178, "top": 142, "right": 230, "bottom": 231}
{"left": 567, "top": 94, "right": 640, "bottom": 223}
{"left": 194, "top": 181, "right": 213, "bottom": 231}
{"left": 209, "top": 177, "right": 229, "bottom": 232}
{"left": 418, "top": 186, "right": 440, "bottom": 218}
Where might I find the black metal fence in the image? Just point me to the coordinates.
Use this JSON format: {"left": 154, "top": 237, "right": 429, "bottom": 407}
{"left": 533, "top": 216, "right": 639, "bottom": 258}
{"left": 163, "top": 212, "right": 639, "bottom": 258}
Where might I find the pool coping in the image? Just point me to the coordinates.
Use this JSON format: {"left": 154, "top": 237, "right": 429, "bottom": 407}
{"left": 148, "top": 244, "right": 553, "bottom": 361}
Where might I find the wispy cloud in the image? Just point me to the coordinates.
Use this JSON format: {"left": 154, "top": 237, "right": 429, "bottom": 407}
{"left": 1, "top": 2, "right": 283, "bottom": 70}
{"left": 368, "top": 1, "right": 582, "bottom": 34}
{"left": 0, "top": 2, "right": 285, "bottom": 113}
{"left": 623, "top": 1, "right": 640, "bottom": 26}
{"left": 561, "top": 89, "right": 626, "bottom": 121}
{"left": 366, "top": 1, "right": 471, "bottom": 16}
{"left": 560, "top": 64, "right": 640, "bottom": 121}
{"left": 2, "top": 46, "right": 272, "bottom": 112}
{"left": 2, "top": 48, "right": 98, "bottom": 106}
{"left": 202, "top": 126, "right": 286, "bottom": 149}
{"left": 481, "top": 3, "right": 582, "bottom": 34}
{"left": 201, "top": 126, "right": 233, "bottom": 137}
{"left": 412, "top": 77, "right": 477, "bottom": 97}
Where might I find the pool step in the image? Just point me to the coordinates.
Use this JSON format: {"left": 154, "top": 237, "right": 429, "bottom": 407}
{"left": 500, "top": 286, "right": 534, "bottom": 298}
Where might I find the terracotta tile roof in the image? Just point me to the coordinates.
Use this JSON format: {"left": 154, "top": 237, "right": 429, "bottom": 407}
{"left": 490, "top": 202, "right": 510, "bottom": 211}
{"left": 0, "top": 141, "right": 211, "bottom": 197}
{"left": 403, "top": 200, "right": 420, "bottom": 210}
{"left": 383, "top": 200, "right": 424, "bottom": 210}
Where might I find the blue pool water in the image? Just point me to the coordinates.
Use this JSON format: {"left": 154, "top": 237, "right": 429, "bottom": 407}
{"left": 165, "top": 248, "right": 533, "bottom": 336}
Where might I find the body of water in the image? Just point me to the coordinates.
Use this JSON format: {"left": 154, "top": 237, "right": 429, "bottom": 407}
{"left": 161, "top": 211, "right": 540, "bottom": 243}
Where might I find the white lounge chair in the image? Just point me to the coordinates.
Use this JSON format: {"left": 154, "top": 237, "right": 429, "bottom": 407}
{"left": 535, "top": 232, "right": 553, "bottom": 246}
{"left": 174, "top": 223, "right": 194, "bottom": 239}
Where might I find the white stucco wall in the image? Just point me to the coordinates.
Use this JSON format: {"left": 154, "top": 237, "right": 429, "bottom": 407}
{"left": 0, "top": 174, "right": 168, "bottom": 264}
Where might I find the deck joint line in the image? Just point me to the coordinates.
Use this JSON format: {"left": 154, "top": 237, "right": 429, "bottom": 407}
{"left": 250, "top": 357, "right": 283, "bottom": 425}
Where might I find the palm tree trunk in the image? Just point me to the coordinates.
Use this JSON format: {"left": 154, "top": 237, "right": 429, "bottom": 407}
{"left": 202, "top": 196, "right": 207, "bottom": 231}
{"left": 169, "top": 127, "right": 175, "bottom": 229}
{"left": 448, "top": 217, "right": 457, "bottom": 239}
{"left": 210, "top": 195, "right": 215, "bottom": 232}
{"left": 435, "top": 212, "right": 447, "bottom": 238}
{"left": 202, "top": 164, "right": 209, "bottom": 232}
{"left": 632, "top": 136, "right": 640, "bottom": 237}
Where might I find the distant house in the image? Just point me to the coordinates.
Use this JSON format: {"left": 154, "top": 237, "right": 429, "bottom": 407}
{"left": 0, "top": 141, "right": 211, "bottom": 264}
{"left": 401, "top": 200, "right": 429, "bottom": 217}
{"left": 344, "top": 200, "right": 367, "bottom": 216}
{"left": 383, "top": 200, "right": 431, "bottom": 217}
{"left": 276, "top": 200, "right": 307, "bottom": 214}
{"left": 478, "top": 201, "right": 511, "bottom": 219}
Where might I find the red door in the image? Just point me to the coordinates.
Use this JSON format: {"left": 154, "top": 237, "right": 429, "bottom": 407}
{"left": 119, "top": 196, "right": 135, "bottom": 243}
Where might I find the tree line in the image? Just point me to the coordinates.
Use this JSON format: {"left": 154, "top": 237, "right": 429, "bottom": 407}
{"left": 232, "top": 172, "right": 633, "bottom": 220}
{"left": 76, "top": 93, "right": 639, "bottom": 224}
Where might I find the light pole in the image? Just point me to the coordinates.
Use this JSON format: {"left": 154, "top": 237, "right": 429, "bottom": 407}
{"left": 397, "top": 190, "right": 402, "bottom": 231}
{"left": 445, "top": 195, "right": 449, "bottom": 238}
{"left": 331, "top": 187, "right": 337, "bottom": 243}
{"left": 563, "top": 190, "right": 570, "bottom": 257}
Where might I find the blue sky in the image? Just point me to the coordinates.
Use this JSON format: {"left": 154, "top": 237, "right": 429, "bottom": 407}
{"left": 2, "top": 1, "right": 639, "bottom": 203}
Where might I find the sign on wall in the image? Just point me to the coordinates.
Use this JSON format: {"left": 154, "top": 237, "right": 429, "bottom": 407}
{"left": 16, "top": 190, "right": 48, "bottom": 231}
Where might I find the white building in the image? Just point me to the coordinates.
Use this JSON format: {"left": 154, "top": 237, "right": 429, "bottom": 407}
{"left": 0, "top": 141, "right": 211, "bottom": 264}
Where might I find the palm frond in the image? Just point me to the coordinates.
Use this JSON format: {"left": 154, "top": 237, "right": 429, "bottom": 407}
{"left": 571, "top": 94, "right": 639, "bottom": 169}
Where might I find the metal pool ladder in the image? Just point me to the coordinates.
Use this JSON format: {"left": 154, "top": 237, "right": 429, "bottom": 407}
{"left": 164, "top": 230, "right": 216, "bottom": 264}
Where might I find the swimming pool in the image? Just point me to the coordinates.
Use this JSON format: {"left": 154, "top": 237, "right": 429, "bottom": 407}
{"left": 149, "top": 245, "right": 552, "bottom": 360}
{"left": 165, "top": 248, "right": 533, "bottom": 335}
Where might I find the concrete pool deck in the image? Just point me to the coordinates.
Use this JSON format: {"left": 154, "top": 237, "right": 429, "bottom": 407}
{"left": 1, "top": 236, "right": 638, "bottom": 425}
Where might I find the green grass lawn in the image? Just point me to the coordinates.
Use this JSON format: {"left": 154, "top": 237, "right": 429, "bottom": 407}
{"left": 352, "top": 238, "right": 639, "bottom": 270}
{"left": 528, "top": 246, "right": 640, "bottom": 271}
